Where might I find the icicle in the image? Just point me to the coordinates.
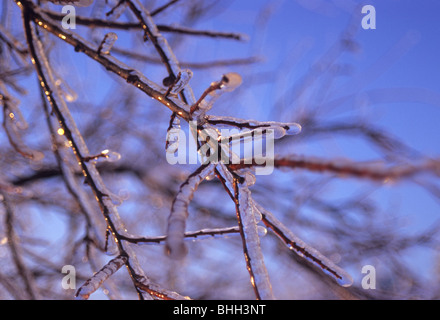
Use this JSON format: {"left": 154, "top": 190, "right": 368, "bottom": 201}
{"left": 253, "top": 200, "right": 353, "bottom": 287}
{"left": 75, "top": 255, "right": 127, "bottom": 300}
{"left": 98, "top": 32, "right": 118, "bottom": 55}
{"left": 166, "top": 164, "right": 214, "bottom": 259}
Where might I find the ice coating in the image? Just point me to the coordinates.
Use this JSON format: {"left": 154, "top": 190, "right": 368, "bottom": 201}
{"left": 220, "top": 72, "right": 242, "bottom": 92}
{"left": 237, "top": 181, "right": 275, "bottom": 299}
{"left": 253, "top": 200, "right": 353, "bottom": 287}
{"left": 76, "top": 255, "right": 127, "bottom": 300}
{"left": 166, "top": 164, "right": 214, "bottom": 259}
{"left": 205, "top": 115, "right": 302, "bottom": 137}
{"left": 55, "top": 78, "right": 78, "bottom": 102}
{"left": 1, "top": 83, "right": 44, "bottom": 160}
{"left": 268, "top": 126, "right": 286, "bottom": 139}
{"left": 101, "top": 149, "right": 121, "bottom": 162}
{"left": 171, "top": 69, "right": 193, "bottom": 94}
{"left": 194, "top": 73, "right": 243, "bottom": 116}
{"left": 129, "top": 0, "right": 196, "bottom": 105}
{"left": 99, "top": 32, "right": 118, "bottom": 55}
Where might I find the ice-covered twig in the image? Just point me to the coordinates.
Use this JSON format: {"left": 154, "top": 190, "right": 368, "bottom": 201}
{"left": 134, "top": 277, "right": 191, "bottom": 300}
{"left": 233, "top": 178, "right": 274, "bottom": 300}
{"left": 0, "top": 23, "right": 28, "bottom": 57}
{"left": 150, "top": 0, "right": 180, "bottom": 16}
{"left": 125, "top": 0, "right": 193, "bottom": 98}
{"left": 1, "top": 84, "right": 43, "bottom": 160}
{"left": 41, "top": 0, "right": 94, "bottom": 7}
{"left": 39, "top": 83, "right": 107, "bottom": 248}
{"left": 157, "top": 24, "right": 248, "bottom": 41}
{"left": 21, "top": 9, "right": 157, "bottom": 299}
{"left": 166, "top": 164, "right": 214, "bottom": 259}
{"left": 206, "top": 115, "right": 302, "bottom": 134}
{"left": 190, "top": 72, "right": 242, "bottom": 117}
{"left": 120, "top": 226, "right": 240, "bottom": 245}
{"left": 75, "top": 255, "right": 127, "bottom": 300}
{"left": 253, "top": 201, "right": 353, "bottom": 287}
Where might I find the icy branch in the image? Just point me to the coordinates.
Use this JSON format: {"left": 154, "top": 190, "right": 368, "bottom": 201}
{"left": 120, "top": 226, "right": 240, "bottom": 245}
{"left": 166, "top": 164, "right": 214, "bottom": 259}
{"left": 75, "top": 255, "right": 127, "bottom": 300}
{"left": 253, "top": 201, "right": 353, "bottom": 287}
{"left": 234, "top": 179, "right": 274, "bottom": 300}
{"left": 190, "top": 72, "right": 243, "bottom": 117}
{"left": 20, "top": 1, "right": 191, "bottom": 120}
